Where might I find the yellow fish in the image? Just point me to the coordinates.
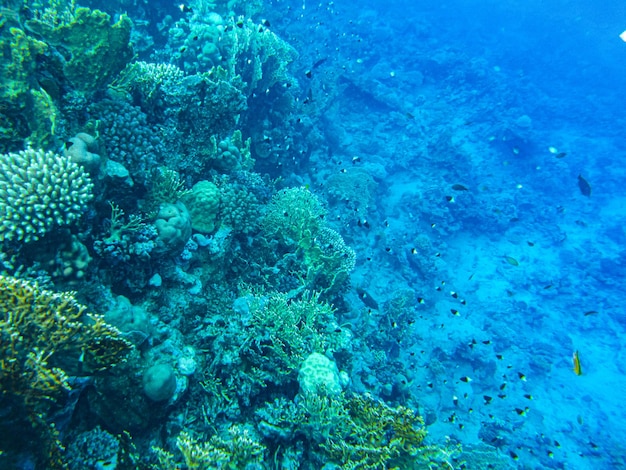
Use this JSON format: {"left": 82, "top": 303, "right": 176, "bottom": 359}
{"left": 572, "top": 350, "right": 582, "bottom": 376}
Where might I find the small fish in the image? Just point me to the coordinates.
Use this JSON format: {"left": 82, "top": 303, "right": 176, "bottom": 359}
{"left": 459, "top": 376, "right": 472, "bottom": 383}
{"left": 483, "top": 395, "right": 493, "bottom": 404}
{"left": 261, "top": 18, "right": 271, "bottom": 27}
{"left": 411, "top": 248, "right": 418, "bottom": 255}
{"left": 405, "top": 111, "right": 415, "bottom": 119}
{"left": 305, "top": 69, "right": 313, "bottom": 78}
{"left": 482, "top": 340, "right": 491, "bottom": 345}
{"left": 547, "top": 450, "right": 554, "bottom": 458}
{"left": 554, "top": 440, "right": 561, "bottom": 448}
{"left": 504, "top": 256, "right": 519, "bottom": 266}
{"left": 583, "top": 310, "right": 598, "bottom": 316}
{"left": 450, "top": 291, "right": 458, "bottom": 298}
{"left": 578, "top": 174, "right": 592, "bottom": 197}
{"left": 352, "top": 156, "right": 361, "bottom": 164}
{"left": 417, "top": 297, "right": 425, "bottom": 304}
{"left": 356, "top": 288, "right": 379, "bottom": 310}
{"left": 527, "top": 241, "right": 535, "bottom": 247}
{"left": 510, "top": 451, "right": 519, "bottom": 461}
{"left": 524, "top": 394, "right": 534, "bottom": 400}
{"left": 555, "top": 152, "right": 567, "bottom": 158}
{"left": 178, "top": 3, "right": 193, "bottom": 13}
{"left": 446, "top": 195, "right": 455, "bottom": 203}
{"left": 572, "top": 350, "right": 582, "bottom": 376}
{"left": 453, "top": 395, "right": 458, "bottom": 406}
{"left": 450, "top": 309, "right": 460, "bottom": 316}
{"left": 496, "top": 354, "right": 504, "bottom": 360}
{"left": 500, "top": 383, "right": 507, "bottom": 390}
{"left": 518, "top": 372, "right": 527, "bottom": 381}
{"left": 515, "top": 407, "right": 529, "bottom": 416}
{"left": 452, "top": 183, "right": 469, "bottom": 191}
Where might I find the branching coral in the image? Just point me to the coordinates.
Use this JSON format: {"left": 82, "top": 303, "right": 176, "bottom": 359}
{"left": 0, "top": 148, "right": 93, "bottom": 244}
{"left": 262, "top": 187, "right": 355, "bottom": 296}
{"left": 246, "top": 290, "right": 337, "bottom": 374}
{"left": 0, "top": 275, "right": 132, "bottom": 468}
{"left": 262, "top": 187, "right": 326, "bottom": 244}
{"left": 153, "top": 426, "right": 265, "bottom": 469}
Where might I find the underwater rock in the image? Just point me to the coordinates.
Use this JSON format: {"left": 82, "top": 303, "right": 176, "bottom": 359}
{"left": 63, "top": 132, "right": 101, "bottom": 173}
{"left": 142, "top": 363, "right": 177, "bottom": 402}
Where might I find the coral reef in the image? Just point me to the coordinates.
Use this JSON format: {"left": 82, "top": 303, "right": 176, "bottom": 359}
{"left": 0, "top": 275, "right": 132, "bottom": 468}
{"left": 0, "top": 148, "right": 93, "bottom": 244}
{"left": 24, "top": 7, "right": 133, "bottom": 95}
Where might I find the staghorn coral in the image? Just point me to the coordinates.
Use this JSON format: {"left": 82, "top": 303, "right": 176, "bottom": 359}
{"left": 0, "top": 275, "right": 132, "bottom": 468}
{"left": 0, "top": 148, "right": 93, "bottom": 244}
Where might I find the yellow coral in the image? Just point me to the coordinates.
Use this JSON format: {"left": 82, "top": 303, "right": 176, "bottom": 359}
{"left": 0, "top": 275, "right": 132, "bottom": 468}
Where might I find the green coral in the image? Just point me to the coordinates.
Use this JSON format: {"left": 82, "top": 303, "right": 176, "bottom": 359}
{"left": 320, "top": 394, "right": 456, "bottom": 470}
{"left": 204, "top": 129, "right": 254, "bottom": 172}
{"left": 154, "top": 426, "right": 265, "bottom": 470}
{"left": 246, "top": 290, "right": 338, "bottom": 375}
{"left": 262, "top": 187, "right": 326, "bottom": 244}
{"left": 0, "top": 25, "right": 53, "bottom": 150}
{"left": 0, "top": 275, "right": 132, "bottom": 468}
{"left": 262, "top": 188, "right": 355, "bottom": 296}
{"left": 144, "top": 167, "right": 190, "bottom": 215}
{"left": 25, "top": 7, "right": 134, "bottom": 94}
{"left": 0, "top": 148, "right": 94, "bottom": 244}
{"left": 182, "top": 180, "right": 221, "bottom": 234}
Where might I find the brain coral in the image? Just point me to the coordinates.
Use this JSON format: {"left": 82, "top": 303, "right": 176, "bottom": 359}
{"left": 0, "top": 148, "right": 94, "bottom": 243}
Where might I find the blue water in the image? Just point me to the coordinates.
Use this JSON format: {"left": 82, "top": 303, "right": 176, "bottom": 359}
{"left": 2, "top": 0, "right": 626, "bottom": 468}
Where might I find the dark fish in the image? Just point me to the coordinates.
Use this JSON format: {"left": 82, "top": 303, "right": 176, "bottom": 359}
{"left": 405, "top": 112, "right": 415, "bottom": 119}
{"left": 312, "top": 57, "right": 327, "bottom": 69}
{"left": 452, "top": 184, "right": 469, "bottom": 191}
{"left": 515, "top": 407, "right": 528, "bottom": 416}
{"left": 584, "top": 310, "right": 598, "bottom": 316}
{"left": 555, "top": 152, "right": 567, "bottom": 158}
{"left": 578, "top": 174, "right": 592, "bottom": 197}
{"left": 356, "top": 287, "right": 379, "bottom": 310}
{"left": 445, "top": 195, "right": 455, "bottom": 202}
{"left": 305, "top": 69, "right": 312, "bottom": 78}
